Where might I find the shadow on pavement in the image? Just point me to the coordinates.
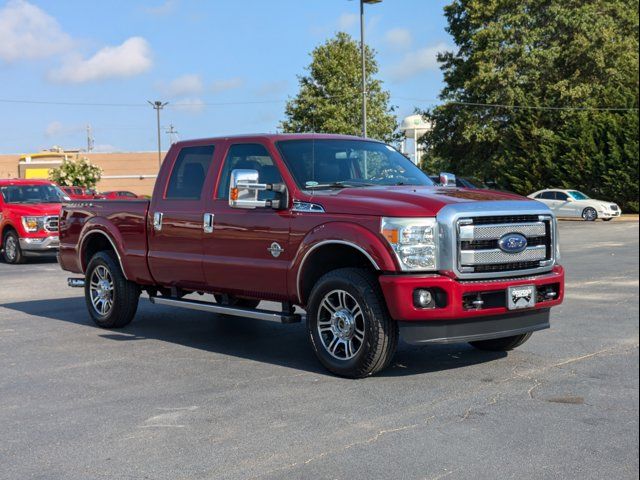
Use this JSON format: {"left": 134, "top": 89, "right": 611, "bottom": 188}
{"left": 1, "top": 296, "right": 506, "bottom": 377}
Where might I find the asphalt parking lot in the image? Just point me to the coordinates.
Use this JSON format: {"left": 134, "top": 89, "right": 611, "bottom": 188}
{"left": 0, "top": 221, "right": 638, "bottom": 480}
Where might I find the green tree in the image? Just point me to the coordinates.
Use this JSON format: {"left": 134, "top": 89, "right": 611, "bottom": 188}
{"left": 281, "top": 32, "right": 398, "bottom": 142}
{"left": 422, "top": 0, "right": 639, "bottom": 212}
{"left": 49, "top": 157, "right": 102, "bottom": 189}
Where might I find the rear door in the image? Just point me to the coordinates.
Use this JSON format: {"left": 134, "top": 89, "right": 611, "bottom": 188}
{"left": 147, "top": 144, "right": 217, "bottom": 290}
{"left": 536, "top": 191, "right": 559, "bottom": 212}
{"left": 202, "top": 141, "right": 292, "bottom": 300}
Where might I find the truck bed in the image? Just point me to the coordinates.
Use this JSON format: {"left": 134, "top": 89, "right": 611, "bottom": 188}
{"left": 58, "top": 199, "right": 153, "bottom": 284}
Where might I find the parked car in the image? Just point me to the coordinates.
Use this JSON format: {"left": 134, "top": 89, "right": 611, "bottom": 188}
{"left": 60, "top": 186, "right": 98, "bottom": 200}
{"left": 59, "top": 134, "right": 564, "bottom": 378}
{"left": 0, "top": 179, "right": 68, "bottom": 263}
{"left": 429, "top": 175, "right": 490, "bottom": 189}
{"left": 99, "top": 191, "right": 140, "bottom": 200}
{"left": 528, "top": 189, "right": 621, "bottom": 221}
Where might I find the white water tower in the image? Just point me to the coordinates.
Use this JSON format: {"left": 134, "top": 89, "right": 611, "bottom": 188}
{"left": 400, "top": 114, "right": 431, "bottom": 165}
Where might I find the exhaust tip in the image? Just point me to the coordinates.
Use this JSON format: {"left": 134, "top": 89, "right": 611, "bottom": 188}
{"left": 67, "top": 278, "right": 85, "bottom": 288}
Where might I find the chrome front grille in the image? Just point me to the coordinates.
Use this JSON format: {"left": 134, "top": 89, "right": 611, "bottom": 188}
{"left": 456, "top": 214, "right": 554, "bottom": 276}
{"left": 44, "top": 216, "right": 59, "bottom": 232}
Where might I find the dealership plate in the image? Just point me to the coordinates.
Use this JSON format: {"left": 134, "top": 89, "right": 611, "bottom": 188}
{"left": 507, "top": 285, "right": 536, "bottom": 310}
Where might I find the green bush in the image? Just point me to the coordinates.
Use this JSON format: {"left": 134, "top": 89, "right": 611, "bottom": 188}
{"left": 49, "top": 157, "right": 102, "bottom": 189}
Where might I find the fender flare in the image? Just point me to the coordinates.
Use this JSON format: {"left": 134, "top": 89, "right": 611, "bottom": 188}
{"left": 290, "top": 221, "right": 398, "bottom": 303}
{"left": 78, "top": 220, "right": 130, "bottom": 279}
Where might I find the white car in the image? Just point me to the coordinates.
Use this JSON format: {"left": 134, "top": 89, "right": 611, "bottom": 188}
{"left": 528, "top": 189, "right": 621, "bottom": 221}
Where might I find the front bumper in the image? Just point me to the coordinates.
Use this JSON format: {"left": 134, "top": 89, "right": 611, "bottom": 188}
{"left": 600, "top": 210, "right": 621, "bottom": 218}
{"left": 399, "top": 308, "right": 550, "bottom": 345}
{"left": 379, "top": 265, "right": 564, "bottom": 321}
{"left": 19, "top": 235, "right": 60, "bottom": 252}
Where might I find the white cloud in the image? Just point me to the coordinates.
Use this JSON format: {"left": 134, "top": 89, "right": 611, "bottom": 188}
{"left": 211, "top": 77, "right": 244, "bottom": 94}
{"left": 385, "top": 28, "right": 412, "bottom": 50}
{"left": 388, "top": 42, "right": 449, "bottom": 82}
{"left": 44, "top": 121, "right": 84, "bottom": 138}
{"left": 92, "top": 144, "right": 119, "bottom": 153}
{"left": 172, "top": 97, "right": 205, "bottom": 113}
{"left": 0, "top": 0, "right": 72, "bottom": 62}
{"left": 164, "top": 74, "right": 203, "bottom": 96}
{"left": 45, "top": 121, "right": 64, "bottom": 137}
{"left": 337, "top": 12, "right": 358, "bottom": 30}
{"left": 144, "top": 0, "right": 178, "bottom": 16}
{"left": 255, "top": 80, "right": 288, "bottom": 97}
{"left": 49, "top": 37, "right": 153, "bottom": 83}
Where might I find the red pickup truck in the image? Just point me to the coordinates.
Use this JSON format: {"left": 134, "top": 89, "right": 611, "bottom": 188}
{"left": 1, "top": 179, "right": 67, "bottom": 263}
{"left": 59, "top": 134, "right": 564, "bottom": 378}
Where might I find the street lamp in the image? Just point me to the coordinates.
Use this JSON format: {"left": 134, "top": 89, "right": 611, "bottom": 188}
{"left": 148, "top": 100, "right": 168, "bottom": 168}
{"left": 358, "top": 0, "right": 382, "bottom": 138}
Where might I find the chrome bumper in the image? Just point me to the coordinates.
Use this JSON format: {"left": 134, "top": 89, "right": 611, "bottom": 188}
{"left": 19, "top": 235, "right": 60, "bottom": 251}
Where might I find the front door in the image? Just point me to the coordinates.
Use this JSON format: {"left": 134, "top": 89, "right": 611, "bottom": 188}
{"left": 202, "top": 142, "right": 291, "bottom": 300}
{"left": 147, "top": 144, "right": 217, "bottom": 290}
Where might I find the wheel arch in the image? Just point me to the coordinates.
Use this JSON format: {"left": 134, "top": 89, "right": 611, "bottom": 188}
{"left": 80, "top": 229, "right": 128, "bottom": 279}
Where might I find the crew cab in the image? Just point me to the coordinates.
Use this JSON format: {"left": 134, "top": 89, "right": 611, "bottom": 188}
{"left": 58, "top": 134, "right": 564, "bottom": 378}
{"left": 1, "top": 179, "right": 68, "bottom": 264}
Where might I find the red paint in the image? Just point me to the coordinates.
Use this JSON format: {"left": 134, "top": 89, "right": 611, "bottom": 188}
{"left": 0, "top": 179, "right": 63, "bottom": 250}
{"left": 58, "top": 134, "right": 565, "bottom": 323}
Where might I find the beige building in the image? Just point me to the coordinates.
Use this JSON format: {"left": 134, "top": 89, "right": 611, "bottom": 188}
{"left": 0, "top": 150, "right": 164, "bottom": 196}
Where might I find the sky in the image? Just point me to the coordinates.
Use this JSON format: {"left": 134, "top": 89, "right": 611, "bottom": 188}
{"left": 0, "top": 0, "right": 453, "bottom": 153}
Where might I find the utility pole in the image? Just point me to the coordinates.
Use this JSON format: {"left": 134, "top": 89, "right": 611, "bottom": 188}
{"left": 357, "top": 0, "right": 382, "bottom": 138}
{"left": 86, "top": 124, "right": 94, "bottom": 152}
{"left": 166, "top": 123, "right": 179, "bottom": 144}
{"left": 148, "top": 100, "right": 168, "bottom": 168}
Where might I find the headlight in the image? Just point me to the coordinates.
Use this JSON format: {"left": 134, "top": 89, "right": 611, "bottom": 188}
{"left": 381, "top": 217, "right": 438, "bottom": 271}
{"left": 21, "top": 216, "right": 45, "bottom": 232}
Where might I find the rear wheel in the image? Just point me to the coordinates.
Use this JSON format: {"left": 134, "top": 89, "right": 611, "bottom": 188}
{"left": 469, "top": 332, "right": 532, "bottom": 351}
{"left": 85, "top": 251, "right": 139, "bottom": 328}
{"left": 2, "top": 230, "right": 24, "bottom": 264}
{"left": 582, "top": 207, "right": 598, "bottom": 221}
{"left": 307, "top": 268, "right": 398, "bottom": 378}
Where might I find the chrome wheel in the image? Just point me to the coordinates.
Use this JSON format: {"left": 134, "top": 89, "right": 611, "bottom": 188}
{"left": 582, "top": 208, "right": 597, "bottom": 221}
{"left": 89, "top": 265, "right": 114, "bottom": 316}
{"left": 4, "top": 235, "right": 17, "bottom": 261}
{"left": 317, "top": 289, "right": 365, "bottom": 360}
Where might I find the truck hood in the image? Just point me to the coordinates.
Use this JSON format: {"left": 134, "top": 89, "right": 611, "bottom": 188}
{"left": 304, "top": 186, "right": 531, "bottom": 216}
{"left": 5, "top": 203, "right": 62, "bottom": 217}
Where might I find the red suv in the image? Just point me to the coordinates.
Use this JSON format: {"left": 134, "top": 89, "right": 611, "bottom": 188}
{"left": 60, "top": 186, "right": 97, "bottom": 200}
{"left": 0, "top": 179, "right": 68, "bottom": 264}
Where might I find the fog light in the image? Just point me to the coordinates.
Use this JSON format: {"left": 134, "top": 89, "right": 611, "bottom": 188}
{"left": 413, "top": 289, "right": 435, "bottom": 309}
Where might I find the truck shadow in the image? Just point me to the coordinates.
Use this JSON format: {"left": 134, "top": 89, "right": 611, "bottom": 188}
{"left": 1, "top": 296, "right": 506, "bottom": 378}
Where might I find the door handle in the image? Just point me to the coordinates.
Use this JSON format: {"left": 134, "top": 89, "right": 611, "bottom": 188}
{"left": 203, "top": 213, "right": 214, "bottom": 233}
{"left": 153, "top": 212, "right": 163, "bottom": 232}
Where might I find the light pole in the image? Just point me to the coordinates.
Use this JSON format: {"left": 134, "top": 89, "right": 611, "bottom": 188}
{"left": 148, "top": 100, "right": 168, "bottom": 168}
{"left": 358, "top": 0, "right": 382, "bottom": 138}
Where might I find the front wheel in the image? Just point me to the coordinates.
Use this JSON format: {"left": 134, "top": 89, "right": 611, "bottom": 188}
{"left": 2, "top": 230, "right": 24, "bottom": 264}
{"left": 469, "top": 332, "right": 532, "bottom": 351}
{"left": 85, "top": 251, "right": 140, "bottom": 328}
{"left": 582, "top": 207, "right": 598, "bottom": 221}
{"left": 307, "top": 268, "right": 398, "bottom": 378}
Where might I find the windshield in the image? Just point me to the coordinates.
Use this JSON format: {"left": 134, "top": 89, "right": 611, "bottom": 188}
{"left": 276, "top": 139, "right": 434, "bottom": 189}
{"left": 0, "top": 184, "right": 68, "bottom": 204}
{"left": 568, "top": 190, "right": 590, "bottom": 200}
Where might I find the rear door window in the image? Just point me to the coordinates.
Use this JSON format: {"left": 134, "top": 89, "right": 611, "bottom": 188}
{"left": 166, "top": 145, "right": 215, "bottom": 200}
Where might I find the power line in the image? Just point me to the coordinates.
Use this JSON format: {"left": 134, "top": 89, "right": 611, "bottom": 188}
{"left": 0, "top": 96, "right": 637, "bottom": 112}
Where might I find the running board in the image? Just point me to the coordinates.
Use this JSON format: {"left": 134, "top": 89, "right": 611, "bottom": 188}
{"left": 148, "top": 296, "right": 302, "bottom": 324}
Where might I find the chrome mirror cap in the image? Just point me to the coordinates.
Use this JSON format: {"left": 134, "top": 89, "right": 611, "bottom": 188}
{"left": 439, "top": 172, "right": 456, "bottom": 187}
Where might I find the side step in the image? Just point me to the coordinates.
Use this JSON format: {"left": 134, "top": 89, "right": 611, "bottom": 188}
{"left": 149, "top": 296, "right": 302, "bottom": 324}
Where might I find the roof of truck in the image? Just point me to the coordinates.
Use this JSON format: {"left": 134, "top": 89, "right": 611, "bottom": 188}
{"left": 172, "top": 133, "right": 383, "bottom": 147}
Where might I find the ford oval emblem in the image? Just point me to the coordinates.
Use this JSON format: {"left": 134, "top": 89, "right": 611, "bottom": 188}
{"left": 498, "top": 233, "right": 528, "bottom": 253}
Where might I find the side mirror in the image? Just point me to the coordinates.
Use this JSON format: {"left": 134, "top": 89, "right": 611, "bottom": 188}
{"left": 439, "top": 172, "right": 456, "bottom": 187}
{"left": 228, "top": 169, "right": 287, "bottom": 209}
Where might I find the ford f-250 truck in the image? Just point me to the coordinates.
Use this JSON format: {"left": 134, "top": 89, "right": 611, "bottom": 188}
{"left": 58, "top": 134, "right": 564, "bottom": 378}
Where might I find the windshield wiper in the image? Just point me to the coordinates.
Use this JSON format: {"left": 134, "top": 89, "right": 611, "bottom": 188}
{"left": 305, "top": 181, "right": 376, "bottom": 190}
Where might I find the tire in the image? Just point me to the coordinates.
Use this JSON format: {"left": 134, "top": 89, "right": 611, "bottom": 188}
{"left": 2, "top": 230, "right": 24, "bottom": 264}
{"left": 307, "top": 268, "right": 398, "bottom": 378}
{"left": 469, "top": 332, "right": 532, "bottom": 352}
{"left": 84, "top": 251, "right": 139, "bottom": 328}
{"left": 582, "top": 207, "right": 598, "bottom": 222}
{"left": 214, "top": 294, "right": 260, "bottom": 309}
